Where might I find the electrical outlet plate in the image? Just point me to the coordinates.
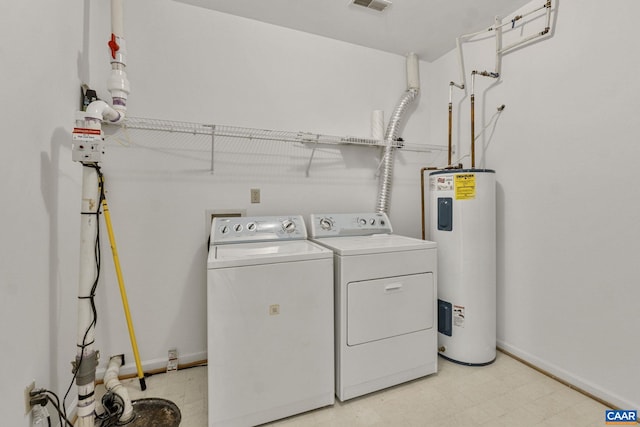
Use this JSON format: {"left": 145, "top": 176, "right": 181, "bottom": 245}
{"left": 167, "top": 348, "right": 178, "bottom": 372}
{"left": 250, "top": 188, "right": 260, "bottom": 204}
{"left": 24, "top": 381, "right": 35, "bottom": 414}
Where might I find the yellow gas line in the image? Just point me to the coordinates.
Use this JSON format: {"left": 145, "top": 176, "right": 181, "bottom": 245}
{"left": 101, "top": 193, "right": 147, "bottom": 391}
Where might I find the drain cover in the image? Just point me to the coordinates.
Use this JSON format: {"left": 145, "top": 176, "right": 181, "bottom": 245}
{"left": 125, "top": 398, "right": 181, "bottom": 426}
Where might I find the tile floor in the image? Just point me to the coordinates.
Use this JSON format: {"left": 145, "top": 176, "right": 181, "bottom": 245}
{"left": 97, "top": 351, "right": 609, "bottom": 426}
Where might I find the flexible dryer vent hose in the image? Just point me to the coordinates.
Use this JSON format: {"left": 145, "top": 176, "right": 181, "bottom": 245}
{"left": 376, "top": 88, "right": 419, "bottom": 214}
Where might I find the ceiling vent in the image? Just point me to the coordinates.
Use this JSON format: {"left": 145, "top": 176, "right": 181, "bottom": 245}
{"left": 351, "top": 0, "right": 391, "bottom": 12}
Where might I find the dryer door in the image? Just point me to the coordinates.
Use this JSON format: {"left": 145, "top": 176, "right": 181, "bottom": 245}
{"left": 347, "top": 272, "right": 434, "bottom": 346}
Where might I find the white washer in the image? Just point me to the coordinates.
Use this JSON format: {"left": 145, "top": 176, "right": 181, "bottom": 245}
{"left": 207, "top": 215, "right": 334, "bottom": 427}
{"left": 309, "top": 212, "right": 438, "bottom": 401}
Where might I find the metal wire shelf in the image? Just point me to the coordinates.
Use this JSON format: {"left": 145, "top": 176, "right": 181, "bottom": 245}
{"left": 105, "top": 116, "right": 447, "bottom": 174}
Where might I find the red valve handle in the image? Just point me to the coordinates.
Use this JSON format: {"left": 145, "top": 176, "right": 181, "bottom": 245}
{"left": 108, "top": 33, "right": 119, "bottom": 59}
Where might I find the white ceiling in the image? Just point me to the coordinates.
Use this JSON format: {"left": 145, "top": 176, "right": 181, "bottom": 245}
{"left": 174, "top": 0, "right": 533, "bottom": 62}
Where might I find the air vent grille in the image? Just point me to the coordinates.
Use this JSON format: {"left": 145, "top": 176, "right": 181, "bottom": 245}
{"left": 351, "top": 0, "right": 391, "bottom": 12}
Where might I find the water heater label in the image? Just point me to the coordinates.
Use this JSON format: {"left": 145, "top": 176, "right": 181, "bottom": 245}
{"left": 431, "top": 176, "right": 453, "bottom": 191}
{"left": 455, "top": 174, "right": 476, "bottom": 200}
{"left": 453, "top": 305, "right": 465, "bottom": 327}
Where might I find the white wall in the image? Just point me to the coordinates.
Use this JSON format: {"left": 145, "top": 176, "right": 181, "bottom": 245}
{"left": 85, "top": 0, "right": 441, "bottom": 382}
{"left": 0, "top": 1, "right": 84, "bottom": 425}
{"left": 426, "top": 0, "right": 640, "bottom": 410}
{"left": 8, "top": 0, "right": 633, "bottom": 424}
{"left": 2, "top": 1, "right": 439, "bottom": 423}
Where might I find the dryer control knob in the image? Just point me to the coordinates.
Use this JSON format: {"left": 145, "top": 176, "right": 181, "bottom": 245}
{"left": 358, "top": 218, "right": 367, "bottom": 226}
{"left": 319, "top": 217, "right": 333, "bottom": 231}
{"left": 282, "top": 219, "right": 296, "bottom": 233}
{"left": 246, "top": 222, "right": 256, "bottom": 231}
{"left": 370, "top": 218, "right": 376, "bottom": 225}
{"left": 219, "top": 225, "right": 229, "bottom": 234}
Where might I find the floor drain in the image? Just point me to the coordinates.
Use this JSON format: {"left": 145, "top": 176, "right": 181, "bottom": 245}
{"left": 125, "top": 398, "right": 181, "bottom": 426}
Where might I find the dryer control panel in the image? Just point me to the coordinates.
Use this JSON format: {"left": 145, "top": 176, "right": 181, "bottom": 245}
{"left": 211, "top": 215, "right": 307, "bottom": 244}
{"left": 309, "top": 213, "right": 392, "bottom": 237}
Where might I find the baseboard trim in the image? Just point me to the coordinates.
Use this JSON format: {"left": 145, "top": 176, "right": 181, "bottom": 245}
{"left": 496, "top": 343, "right": 638, "bottom": 413}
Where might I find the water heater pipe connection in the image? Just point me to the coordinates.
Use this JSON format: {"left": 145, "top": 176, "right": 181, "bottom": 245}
{"left": 452, "top": 0, "right": 552, "bottom": 91}
{"left": 470, "top": 70, "right": 499, "bottom": 168}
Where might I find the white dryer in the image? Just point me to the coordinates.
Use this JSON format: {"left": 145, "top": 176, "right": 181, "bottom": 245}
{"left": 207, "top": 215, "right": 334, "bottom": 427}
{"left": 309, "top": 212, "right": 438, "bottom": 401}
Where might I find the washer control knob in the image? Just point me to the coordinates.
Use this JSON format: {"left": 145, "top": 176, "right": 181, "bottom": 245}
{"left": 233, "top": 224, "right": 243, "bottom": 232}
{"left": 358, "top": 218, "right": 367, "bottom": 226}
{"left": 219, "top": 225, "right": 229, "bottom": 234}
{"left": 319, "top": 217, "right": 333, "bottom": 231}
{"left": 282, "top": 219, "right": 296, "bottom": 233}
{"left": 246, "top": 222, "right": 256, "bottom": 231}
{"left": 370, "top": 218, "right": 376, "bottom": 225}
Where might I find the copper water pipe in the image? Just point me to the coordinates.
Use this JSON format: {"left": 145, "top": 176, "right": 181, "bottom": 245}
{"left": 470, "top": 70, "right": 499, "bottom": 168}
{"left": 420, "top": 167, "right": 429, "bottom": 240}
{"left": 471, "top": 76, "right": 476, "bottom": 168}
{"left": 448, "top": 83, "right": 454, "bottom": 166}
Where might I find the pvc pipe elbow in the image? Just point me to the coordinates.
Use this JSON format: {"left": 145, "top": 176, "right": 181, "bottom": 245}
{"left": 85, "top": 100, "right": 122, "bottom": 123}
{"left": 103, "top": 356, "right": 134, "bottom": 423}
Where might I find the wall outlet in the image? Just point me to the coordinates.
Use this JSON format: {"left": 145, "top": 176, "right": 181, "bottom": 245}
{"left": 250, "top": 188, "right": 260, "bottom": 204}
{"left": 167, "top": 348, "right": 178, "bottom": 372}
{"left": 24, "top": 381, "right": 35, "bottom": 414}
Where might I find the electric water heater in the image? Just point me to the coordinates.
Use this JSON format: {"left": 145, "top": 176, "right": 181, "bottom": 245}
{"left": 428, "top": 169, "right": 496, "bottom": 365}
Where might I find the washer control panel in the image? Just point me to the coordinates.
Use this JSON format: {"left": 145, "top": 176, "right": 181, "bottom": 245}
{"left": 309, "top": 213, "right": 392, "bottom": 237}
{"left": 211, "top": 215, "right": 307, "bottom": 244}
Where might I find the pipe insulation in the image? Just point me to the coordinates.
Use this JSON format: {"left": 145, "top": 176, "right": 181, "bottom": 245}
{"left": 376, "top": 53, "right": 420, "bottom": 214}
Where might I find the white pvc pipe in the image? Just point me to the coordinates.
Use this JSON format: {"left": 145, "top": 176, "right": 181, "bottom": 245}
{"left": 459, "top": 25, "right": 495, "bottom": 40}
{"left": 76, "top": 165, "right": 98, "bottom": 350}
{"left": 406, "top": 52, "right": 420, "bottom": 90}
{"left": 496, "top": 1, "right": 552, "bottom": 54}
{"left": 454, "top": 37, "right": 466, "bottom": 90}
{"left": 495, "top": 16, "right": 502, "bottom": 77}
{"left": 546, "top": 1, "right": 552, "bottom": 29}
{"left": 75, "top": 3, "right": 132, "bottom": 426}
{"left": 107, "top": 0, "right": 129, "bottom": 121}
{"left": 454, "top": 1, "right": 553, "bottom": 90}
{"left": 111, "top": 0, "right": 124, "bottom": 36}
{"left": 498, "top": 30, "right": 549, "bottom": 54}
{"left": 85, "top": 100, "right": 121, "bottom": 123}
{"left": 75, "top": 165, "right": 99, "bottom": 427}
{"left": 103, "top": 356, "right": 135, "bottom": 423}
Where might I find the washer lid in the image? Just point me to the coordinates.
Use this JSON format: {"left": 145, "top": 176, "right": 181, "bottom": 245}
{"left": 312, "top": 234, "right": 436, "bottom": 256}
{"left": 208, "top": 240, "right": 332, "bottom": 268}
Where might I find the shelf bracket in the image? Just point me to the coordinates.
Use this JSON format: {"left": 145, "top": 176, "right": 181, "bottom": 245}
{"left": 305, "top": 134, "right": 320, "bottom": 177}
